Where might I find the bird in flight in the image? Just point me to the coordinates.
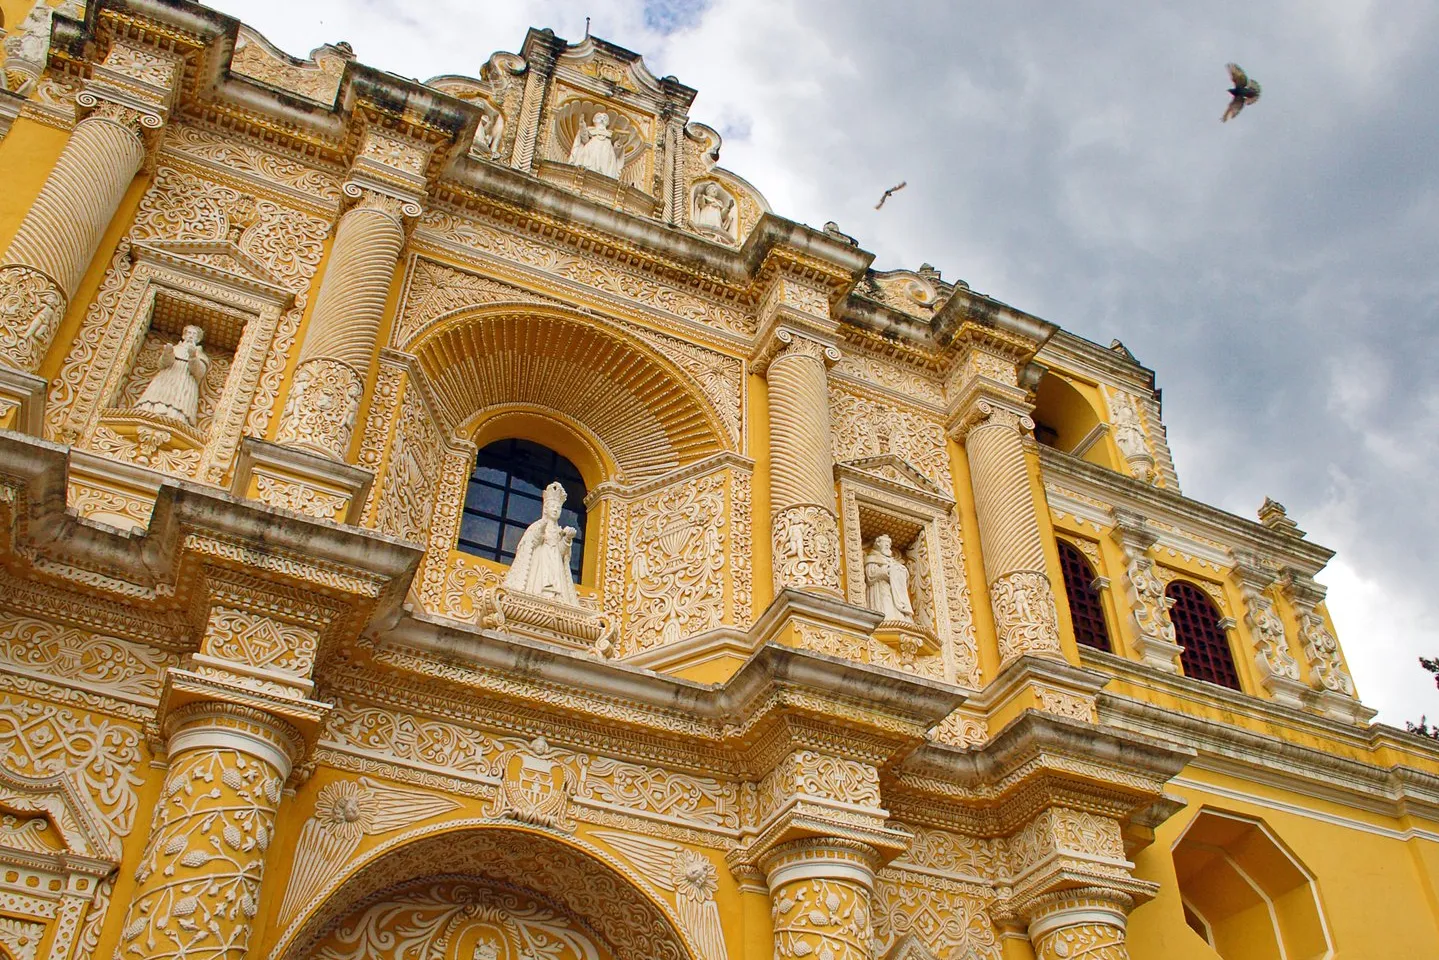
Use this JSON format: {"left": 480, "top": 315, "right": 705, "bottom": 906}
{"left": 1222, "top": 63, "right": 1261, "bottom": 122}
{"left": 875, "top": 181, "right": 907, "bottom": 209}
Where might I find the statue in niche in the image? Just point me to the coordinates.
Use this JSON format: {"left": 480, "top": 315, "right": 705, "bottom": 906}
{"left": 135, "top": 324, "right": 210, "bottom": 425}
{"left": 503, "top": 481, "right": 580, "bottom": 605}
{"left": 865, "top": 534, "right": 915, "bottom": 622}
{"left": 567, "top": 111, "right": 624, "bottom": 178}
{"left": 1110, "top": 392, "right": 1149, "bottom": 461}
{"left": 692, "top": 181, "right": 735, "bottom": 241}
{"left": 477, "top": 109, "right": 505, "bottom": 158}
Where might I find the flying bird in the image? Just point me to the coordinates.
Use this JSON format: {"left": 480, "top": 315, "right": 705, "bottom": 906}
{"left": 875, "top": 181, "right": 907, "bottom": 209}
{"left": 1222, "top": 63, "right": 1261, "bottom": 122}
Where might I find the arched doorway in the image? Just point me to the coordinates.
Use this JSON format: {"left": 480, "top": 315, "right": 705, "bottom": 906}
{"left": 270, "top": 825, "right": 699, "bottom": 960}
{"left": 300, "top": 876, "right": 612, "bottom": 960}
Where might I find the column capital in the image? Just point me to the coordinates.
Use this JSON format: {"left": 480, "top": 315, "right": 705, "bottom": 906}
{"left": 751, "top": 323, "right": 841, "bottom": 375}
{"left": 948, "top": 394, "right": 1034, "bottom": 443}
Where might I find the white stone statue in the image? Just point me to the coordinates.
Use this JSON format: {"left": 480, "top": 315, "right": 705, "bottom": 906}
{"left": 692, "top": 182, "right": 736, "bottom": 240}
{"left": 567, "top": 111, "right": 623, "bottom": 179}
{"left": 477, "top": 109, "right": 505, "bottom": 158}
{"left": 865, "top": 534, "right": 915, "bottom": 622}
{"left": 1110, "top": 392, "right": 1149, "bottom": 460}
{"left": 135, "top": 324, "right": 210, "bottom": 425}
{"left": 504, "top": 480, "right": 580, "bottom": 605}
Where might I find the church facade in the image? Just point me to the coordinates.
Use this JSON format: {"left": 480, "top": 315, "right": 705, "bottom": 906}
{"left": 0, "top": 2, "right": 1436, "bottom": 958}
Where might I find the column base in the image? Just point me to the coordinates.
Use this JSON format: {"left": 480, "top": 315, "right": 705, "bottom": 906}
{"left": 232, "top": 436, "right": 373, "bottom": 525}
{"left": 752, "top": 588, "right": 882, "bottom": 664}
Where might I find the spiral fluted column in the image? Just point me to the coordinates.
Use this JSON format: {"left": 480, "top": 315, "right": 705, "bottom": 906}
{"left": 0, "top": 104, "right": 149, "bottom": 371}
{"left": 763, "top": 329, "right": 843, "bottom": 595}
{"left": 956, "top": 399, "right": 1062, "bottom": 665}
{"left": 118, "top": 703, "right": 300, "bottom": 960}
{"left": 274, "top": 192, "right": 407, "bottom": 460}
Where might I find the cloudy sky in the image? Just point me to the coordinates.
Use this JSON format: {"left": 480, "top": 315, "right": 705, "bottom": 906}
{"left": 220, "top": 0, "right": 1438, "bottom": 727}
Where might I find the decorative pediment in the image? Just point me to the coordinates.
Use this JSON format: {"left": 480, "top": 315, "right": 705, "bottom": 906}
{"left": 836, "top": 454, "right": 955, "bottom": 509}
{"left": 882, "top": 934, "right": 942, "bottom": 960}
{"left": 132, "top": 239, "right": 294, "bottom": 308}
{"left": 0, "top": 766, "right": 120, "bottom": 865}
{"left": 230, "top": 25, "right": 351, "bottom": 107}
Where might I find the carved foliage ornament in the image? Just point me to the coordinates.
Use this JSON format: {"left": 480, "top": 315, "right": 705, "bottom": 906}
{"left": 0, "top": 266, "right": 65, "bottom": 373}
{"left": 120, "top": 748, "right": 285, "bottom": 960}
{"left": 989, "top": 571, "right": 1062, "bottom": 663}
{"left": 275, "top": 358, "right": 365, "bottom": 460}
{"left": 623, "top": 472, "right": 727, "bottom": 653}
{"left": 773, "top": 505, "right": 843, "bottom": 594}
{"left": 277, "top": 776, "right": 461, "bottom": 926}
{"left": 303, "top": 878, "right": 607, "bottom": 960}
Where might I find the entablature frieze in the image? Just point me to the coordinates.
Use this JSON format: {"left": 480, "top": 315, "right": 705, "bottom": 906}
{"left": 1087, "top": 651, "right": 1433, "bottom": 818}
{"left": 1041, "top": 445, "right": 1335, "bottom": 578}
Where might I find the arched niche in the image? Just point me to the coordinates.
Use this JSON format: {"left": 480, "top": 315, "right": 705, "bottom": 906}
{"left": 411, "top": 307, "right": 733, "bottom": 483}
{"left": 267, "top": 823, "right": 700, "bottom": 960}
{"left": 1031, "top": 372, "right": 1116, "bottom": 469}
{"left": 383, "top": 305, "right": 751, "bottom": 657}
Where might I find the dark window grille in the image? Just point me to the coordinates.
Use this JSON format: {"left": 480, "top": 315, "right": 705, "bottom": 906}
{"left": 1168, "top": 580, "right": 1240, "bottom": 689}
{"left": 458, "top": 438, "right": 587, "bottom": 581}
{"left": 1057, "top": 540, "right": 1110, "bottom": 652}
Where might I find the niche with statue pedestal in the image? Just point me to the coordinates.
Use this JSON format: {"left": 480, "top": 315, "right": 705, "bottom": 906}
{"left": 57, "top": 233, "right": 293, "bottom": 529}
{"left": 838, "top": 455, "right": 973, "bottom": 684}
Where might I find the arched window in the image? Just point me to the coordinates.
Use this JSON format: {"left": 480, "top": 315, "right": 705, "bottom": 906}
{"left": 1168, "top": 580, "right": 1239, "bottom": 689}
{"left": 1056, "top": 540, "right": 1110, "bottom": 652}
{"left": 458, "top": 439, "right": 588, "bottom": 581}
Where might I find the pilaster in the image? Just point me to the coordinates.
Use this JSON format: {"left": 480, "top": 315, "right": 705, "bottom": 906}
{"left": 1232, "top": 552, "right": 1305, "bottom": 706}
{"left": 1281, "top": 569, "right": 1372, "bottom": 723}
{"left": 1109, "top": 509, "right": 1181, "bottom": 672}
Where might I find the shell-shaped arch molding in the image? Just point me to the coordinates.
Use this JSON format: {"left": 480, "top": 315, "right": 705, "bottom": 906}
{"left": 411, "top": 307, "right": 734, "bottom": 483}
{"left": 267, "top": 823, "right": 702, "bottom": 960}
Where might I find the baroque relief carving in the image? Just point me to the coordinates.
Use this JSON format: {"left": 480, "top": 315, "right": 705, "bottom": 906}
{"left": 0, "top": 266, "right": 66, "bottom": 372}
{"left": 591, "top": 831, "right": 726, "bottom": 960}
{"left": 989, "top": 571, "right": 1062, "bottom": 664}
{"left": 0, "top": 695, "right": 143, "bottom": 842}
{"left": 871, "top": 869, "right": 999, "bottom": 960}
{"left": 830, "top": 387, "right": 951, "bottom": 492}
{"left": 274, "top": 358, "right": 365, "bottom": 461}
{"left": 622, "top": 472, "right": 727, "bottom": 653}
{"left": 277, "top": 776, "right": 461, "bottom": 925}
{"left": 304, "top": 878, "right": 609, "bottom": 960}
{"left": 119, "top": 748, "right": 285, "bottom": 960}
{"left": 417, "top": 212, "right": 753, "bottom": 336}
{"left": 0, "top": 615, "right": 174, "bottom": 701}
{"left": 773, "top": 505, "right": 843, "bottom": 594}
{"left": 374, "top": 381, "right": 443, "bottom": 544}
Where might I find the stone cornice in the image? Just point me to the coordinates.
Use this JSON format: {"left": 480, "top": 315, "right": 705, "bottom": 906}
{"left": 891, "top": 711, "right": 1194, "bottom": 834}
{"left": 1040, "top": 445, "right": 1335, "bottom": 574}
{"left": 1037, "top": 328, "right": 1158, "bottom": 396}
{"left": 1094, "top": 673, "right": 1439, "bottom": 825}
{"left": 0, "top": 432, "right": 420, "bottom": 623}
{"left": 932, "top": 284, "right": 1058, "bottom": 352}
